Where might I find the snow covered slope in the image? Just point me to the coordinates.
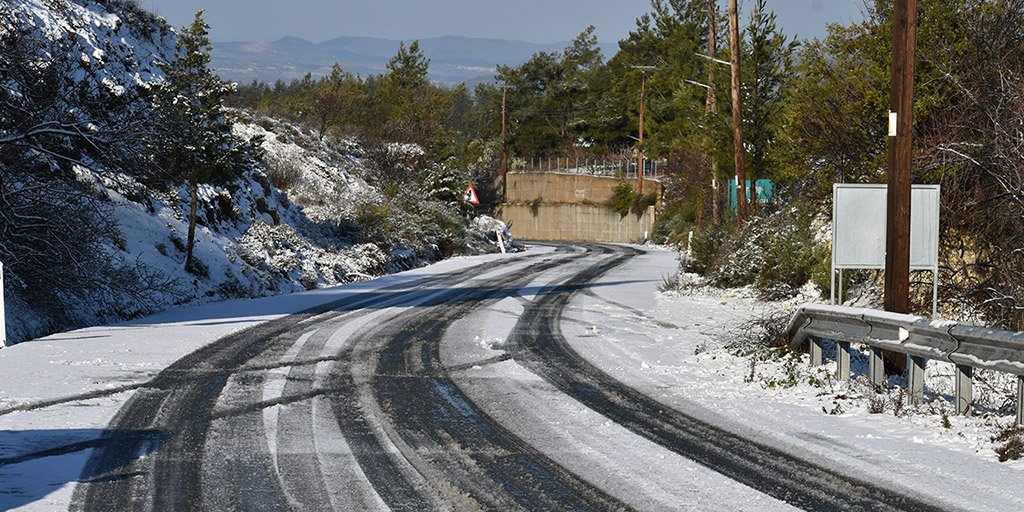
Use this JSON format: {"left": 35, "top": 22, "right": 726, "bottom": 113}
{"left": 1, "top": 0, "right": 513, "bottom": 344}
{"left": 4, "top": 0, "right": 174, "bottom": 88}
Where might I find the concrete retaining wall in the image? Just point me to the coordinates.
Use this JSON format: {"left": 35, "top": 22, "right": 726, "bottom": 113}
{"left": 506, "top": 172, "right": 661, "bottom": 205}
{"left": 499, "top": 203, "right": 655, "bottom": 243}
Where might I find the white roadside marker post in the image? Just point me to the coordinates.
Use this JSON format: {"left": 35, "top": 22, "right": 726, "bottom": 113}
{"left": 495, "top": 230, "right": 507, "bottom": 254}
{"left": 0, "top": 262, "right": 6, "bottom": 347}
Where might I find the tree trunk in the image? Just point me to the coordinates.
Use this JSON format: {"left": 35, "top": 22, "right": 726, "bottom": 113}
{"left": 185, "top": 181, "right": 198, "bottom": 271}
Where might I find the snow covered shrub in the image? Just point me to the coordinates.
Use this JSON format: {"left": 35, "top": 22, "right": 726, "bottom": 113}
{"left": 725, "top": 308, "right": 793, "bottom": 354}
{"left": 867, "top": 394, "right": 888, "bottom": 414}
{"left": 993, "top": 426, "right": 1024, "bottom": 462}
{"left": 657, "top": 273, "right": 685, "bottom": 292}
{"left": 360, "top": 142, "right": 428, "bottom": 192}
{"left": 688, "top": 207, "right": 818, "bottom": 300}
{"left": 686, "top": 222, "right": 732, "bottom": 276}
{"left": 465, "top": 216, "right": 517, "bottom": 254}
{"left": 264, "top": 152, "right": 303, "bottom": 190}
{"left": 353, "top": 201, "right": 397, "bottom": 243}
{"left": 0, "top": 168, "right": 176, "bottom": 342}
{"left": 750, "top": 209, "right": 817, "bottom": 300}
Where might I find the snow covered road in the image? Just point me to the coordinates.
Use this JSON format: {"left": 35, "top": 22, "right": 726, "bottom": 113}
{"left": 1, "top": 244, "right": 1020, "bottom": 510}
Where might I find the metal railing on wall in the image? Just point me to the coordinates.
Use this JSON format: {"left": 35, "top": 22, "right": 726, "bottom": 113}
{"left": 511, "top": 158, "right": 663, "bottom": 180}
{"left": 787, "top": 303, "right": 1024, "bottom": 423}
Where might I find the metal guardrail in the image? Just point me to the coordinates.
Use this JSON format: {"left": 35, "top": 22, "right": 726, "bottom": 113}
{"left": 787, "top": 304, "right": 1024, "bottom": 423}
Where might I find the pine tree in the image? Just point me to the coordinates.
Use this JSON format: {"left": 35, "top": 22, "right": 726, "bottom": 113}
{"left": 153, "top": 10, "right": 253, "bottom": 273}
{"left": 743, "top": 0, "right": 798, "bottom": 193}
{"left": 386, "top": 41, "right": 430, "bottom": 90}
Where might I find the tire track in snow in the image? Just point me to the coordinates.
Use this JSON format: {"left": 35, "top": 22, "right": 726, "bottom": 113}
{"left": 336, "top": 246, "right": 632, "bottom": 511}
{"left": 69, "top": 253, "right": 545, "bottom": 512}
{"left": 507, "top": 244, "right": 950, "bottom": 512}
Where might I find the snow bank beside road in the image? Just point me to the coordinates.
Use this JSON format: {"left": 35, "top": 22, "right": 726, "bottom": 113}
{"left": 566, "top": 248, "right": 1024, "bottom": 511}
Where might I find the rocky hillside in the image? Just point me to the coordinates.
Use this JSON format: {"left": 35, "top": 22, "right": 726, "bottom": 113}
{"left": 0, "top": 0, "right": 513, "bottom": 344}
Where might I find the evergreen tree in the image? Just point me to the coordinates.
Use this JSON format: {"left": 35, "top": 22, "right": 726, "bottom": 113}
{"left": 743, "top": 0, "right": 798, "bottom": 189}
{"left": 153, "top": 10, "right": 255, "bottom": 272}
{"left": 386, "top": 41, "right": 430, "bottom": 89}
{"left": 496, "top": 27, "right": 605, "bottom": 157}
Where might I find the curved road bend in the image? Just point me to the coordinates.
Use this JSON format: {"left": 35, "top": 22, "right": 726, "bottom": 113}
{"left": 71, "top": 243, "right": 952, "bottom": 511}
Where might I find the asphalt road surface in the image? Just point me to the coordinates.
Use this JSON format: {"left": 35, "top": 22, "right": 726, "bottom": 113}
{"left": 69, "top": 244, "right": 948, "bottom": 512}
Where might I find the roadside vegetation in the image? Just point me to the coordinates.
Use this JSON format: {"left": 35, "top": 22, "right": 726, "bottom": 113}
{"left": 228, "top": 0, "right": 1024, "bottom": 328}
{"left": 4, "top": 0, "right": 1024, "bottom": 341}
{"left": 0, "top": 3, "right": 506, "bottom": 343}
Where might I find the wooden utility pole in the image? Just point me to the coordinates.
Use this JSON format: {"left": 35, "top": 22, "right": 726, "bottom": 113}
{"left": 637, "top": 70, "right": 647, "bottom": 196}
{"left": 883, "top": 0, "right": 918, "bottom": 375}
{"left": 728, "top": 0, "right": 748, "bottom": 223}
{"left": 501, "top": 87, "right": 508, "bottom": 203}
{"left": 707, "top": 0, "right": 720, "bottom": 224}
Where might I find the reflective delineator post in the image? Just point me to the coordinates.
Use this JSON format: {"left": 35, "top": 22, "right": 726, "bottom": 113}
{"left": 495, "top": 230, "right": 507, "bottom": 255}
{"left": 0, "top": 262, "right": 6, "bottom": 347}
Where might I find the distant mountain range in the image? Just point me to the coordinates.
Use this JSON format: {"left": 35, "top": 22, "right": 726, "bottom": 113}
{"left": 212, "top": 35, "right": 618, "bottom": 87}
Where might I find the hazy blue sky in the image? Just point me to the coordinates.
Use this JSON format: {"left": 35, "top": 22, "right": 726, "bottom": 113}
{"left": 136, "top": 1, "right": 865, "bottom": 44}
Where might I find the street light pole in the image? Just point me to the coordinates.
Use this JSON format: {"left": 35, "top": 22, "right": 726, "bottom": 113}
{"left": 883, "top": 0, "right": 918, "bottom": 375}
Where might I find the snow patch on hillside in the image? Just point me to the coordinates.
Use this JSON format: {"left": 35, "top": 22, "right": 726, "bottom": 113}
{"left": 6, "top": 0, "right": 174, "bottom": 86}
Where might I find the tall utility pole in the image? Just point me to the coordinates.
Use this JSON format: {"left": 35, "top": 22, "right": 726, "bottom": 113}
{"left": 631, "top": 66, "right": 656, "bottom": 195}
{"left": 637, "top": 69, "right": 648, "bottom": 196}
{"left": 883, "top": 0, "right": 918, "bottom": 375}
{"left": 707, "top": 0, "right": 720, "bottom": 225}
{"left": 728, "top": 0, "right": 748, "bottom": 223}
{"left": 501, "top": 87, "right": 508, "bottom": 203}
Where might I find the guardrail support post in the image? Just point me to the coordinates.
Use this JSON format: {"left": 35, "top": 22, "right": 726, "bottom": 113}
{"left": 955, "top": 365, "right": 973, "bottom": 416}
{"left": 908, "top": 356, "right": 926, "bottom": 405}
{"left": 810, "top": 338, "right": 823, "bottom": 367}
{"left": 869, "top": 347, "right": 886, "bottom": 387}
{"left": 837, "top": 341, "right": 851, "bottom": 380}
{"left": 1016, "top": 376, "right": 1023, "bottom": 426}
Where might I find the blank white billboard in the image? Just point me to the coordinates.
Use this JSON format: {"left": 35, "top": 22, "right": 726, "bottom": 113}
{"left": 833, "top": 184, "right": 940, "bottom": 270}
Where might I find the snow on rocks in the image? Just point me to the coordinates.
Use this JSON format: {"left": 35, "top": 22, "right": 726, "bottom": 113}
{"left": 6, "top": 0, "right": 174, "bottom": 89}
{"left": 466, "top": 215, "right": 518, "bottom": 254}
{"left": 230, "top": 111, "right": 371, "bottom": 223}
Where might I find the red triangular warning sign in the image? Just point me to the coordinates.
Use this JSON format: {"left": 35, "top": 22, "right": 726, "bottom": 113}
{"left": 463, "top": 183, "right": 480, "bottom": 205}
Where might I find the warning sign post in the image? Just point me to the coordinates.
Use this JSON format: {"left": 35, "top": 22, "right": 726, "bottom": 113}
{"left": 463, "top": 184, "right": 480, "bottom": 205}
